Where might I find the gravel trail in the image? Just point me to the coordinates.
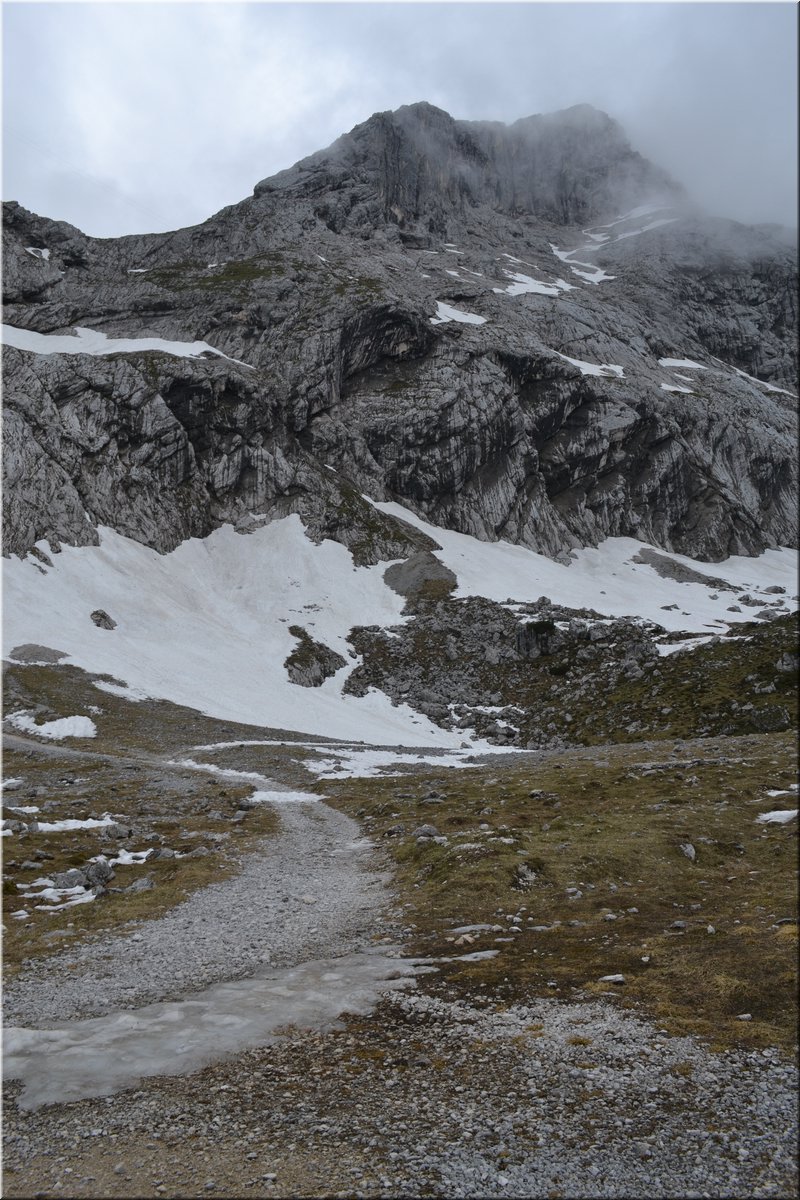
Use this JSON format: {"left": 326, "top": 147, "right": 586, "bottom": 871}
{"left": 3, "top": 797, "right": 392, "bottom": 1027}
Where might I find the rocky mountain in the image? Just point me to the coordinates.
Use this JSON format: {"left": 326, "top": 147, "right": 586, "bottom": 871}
{"left": 2, "top": 102, "right": 798, "bottom": 748}
{"left": 3, "top": 101, "right": 797, "bottom": 566}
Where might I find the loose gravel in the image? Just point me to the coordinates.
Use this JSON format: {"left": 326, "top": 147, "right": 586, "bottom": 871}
{"left": 3, "top": 799, "right": 392, "bottom": 1026}
{"left": 3, "top": 988, "right": 797, "bottom": 1198}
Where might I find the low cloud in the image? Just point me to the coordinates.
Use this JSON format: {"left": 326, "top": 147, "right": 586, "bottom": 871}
{"left": 3, "top": 3, "right": 796, "bottom": 236}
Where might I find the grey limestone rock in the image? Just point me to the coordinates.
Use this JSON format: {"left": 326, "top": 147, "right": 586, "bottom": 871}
{"left": 2, "top": 103, "right": 796, "bottom": 566}
{"left": 90, "top": 610, "right": 117, "bottom": 630}
{"left": 283, "top": 625, "right": 347, "bottom": 688}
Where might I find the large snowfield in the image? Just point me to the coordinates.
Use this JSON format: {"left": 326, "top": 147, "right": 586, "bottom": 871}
{"left": 2, "top": 504, "right": 796, "bottom": 745}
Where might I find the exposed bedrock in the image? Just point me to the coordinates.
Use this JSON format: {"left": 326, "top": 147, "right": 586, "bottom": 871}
{"left": 3, "top": 102, "right": 797, "bottom": 563}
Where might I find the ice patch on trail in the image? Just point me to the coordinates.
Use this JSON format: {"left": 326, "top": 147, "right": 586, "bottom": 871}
{"left": 3, "top": 950, "right": 433, "bottom": 1110}
{"left": 5, "top": 712, "right": 96, "bottom": 740}
{"left": 249, "top": 789, "right": 320, "bottom": 804}
{"left": 1, "top": 324, "right": 252, "bottom": 369}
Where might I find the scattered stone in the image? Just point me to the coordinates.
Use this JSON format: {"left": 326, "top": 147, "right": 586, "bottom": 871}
{"left": 90, "top": 609, "right": 117, "bottom": 630}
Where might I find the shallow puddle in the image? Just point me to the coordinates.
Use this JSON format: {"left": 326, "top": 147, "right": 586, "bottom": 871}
{"left": 4, "top": 949, "right": 431, "bottom": 1110}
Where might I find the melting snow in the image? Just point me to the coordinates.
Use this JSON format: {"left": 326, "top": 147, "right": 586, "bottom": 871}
{"left": 755, "top": 810, "right": 798, "bottom": 825}
{"left": 93, "top": 680, "right": 152, "bottom": 701}
{"left": 493, "top": 271, "right": 561, "bottom": 298}
{"left": 658, "top": 358, "right": 707, "bottom": 370}
{"left": 4, "top": 950, "right": 429, "bottom": 1109}
{"left": 101, "top": 848, "right": 154, "bottom": 866}
{"left": 34, "top": 815, "right": 118, "bottom": 833}
{"left": 303, "top": 746, "right": 503, "bottom": 779}
{"left": 554, "top": 352, "right": 624, "bottom": 378}
{"left": 430, "top": 301, "right": 487, "bottom": 326}
{"left": 660, "top": 383, "right": 694, "bottom": 394}
{"left": 248, "top": 789, "right": 320, "bottom": 804}
{"left": 732, "top": 366, "right": 797, "bottom": 399}
{"left": 2, "top": 324, "right": 253, "bottom": 369}
{"left": 549, "top": 243, "right": 615, "bottom": 285}
{"left": 613, "top": 218, "right": 679, "bottom": 240}
{"left": 5, "top": 712, "right": 97, "bottom": 740}
{"left": 656, "top": 636, "right": 718, "bottom": 657}
{"left": 25, "top": 247, "right": 50, "bottom": 261}
{"left": 2, "top": 517, "right": 467, "bottom": 747}
{"left": 370, "top": 499, "right": 797, "bottom": 635}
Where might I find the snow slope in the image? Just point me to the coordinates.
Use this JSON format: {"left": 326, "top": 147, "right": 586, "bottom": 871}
{"left": 1, "top": 517, "right": 465, "bottom": 747}
{"left": 2, "top": 508, "right": 796, "bottom": 746}
{"left": 371, "top": 501, "right": 798, "bottom": 633}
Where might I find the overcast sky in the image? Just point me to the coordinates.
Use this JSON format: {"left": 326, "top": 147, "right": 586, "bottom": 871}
{"left": 2, "top": 1, "right": 797, "bottom": 238}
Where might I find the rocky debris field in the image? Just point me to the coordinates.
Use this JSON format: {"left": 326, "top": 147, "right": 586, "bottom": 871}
{"left": 346, "top": 606, "right": 798, "bottom": 747}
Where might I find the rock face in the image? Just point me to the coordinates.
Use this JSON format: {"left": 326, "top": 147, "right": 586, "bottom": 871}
{"left": 284, "top": 626, "right": 347, "bottom": 688}
{"left": 2, "top": 101, "right": 797, "bottom": 564}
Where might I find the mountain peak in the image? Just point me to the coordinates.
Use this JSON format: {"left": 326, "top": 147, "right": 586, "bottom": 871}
{"left": 254, "top": 100, "right": 682, "bottom": 229}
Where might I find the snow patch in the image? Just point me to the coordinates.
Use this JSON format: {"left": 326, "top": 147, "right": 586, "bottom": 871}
{"left": 732, "top": 366, "right": 797, "bottom": 399}
{"left": 6, "top": 712, "right": 97, "bottom": 740}
{"left": 2, "top": 518, "right": 467, "bottom": 747}
{"left": 369, "top": 499, "right": 798, "bottom": 635}
{"left": 430, "top": 301, "right": 487, "bottom": 326}
{"left": 755, "top": 810, "right": 798, "bottom": 825}
{"left": 554, "top": 352, "right": 624, "bottom": 378}
{"left": 658, "top": 358, "right": 707, "bottom": 370}
{"left": 25, "top": 247, "right": 50, "bottom": 261}
{"left": 493, "top": 271, "right": 561, "bottom": 298}
{"left": 2, "top": 324, "right": 253, "bottom": 369}
{"left": 34, "top": 815, "right": 118, "bottom": 833}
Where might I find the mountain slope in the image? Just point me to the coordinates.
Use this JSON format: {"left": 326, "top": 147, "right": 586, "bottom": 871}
{"left": 3, "top": 102, "right": 797, "bottom": 565}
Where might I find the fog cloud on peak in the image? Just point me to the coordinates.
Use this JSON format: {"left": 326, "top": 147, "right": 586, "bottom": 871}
{"left": 3, "top": 2, "right": 796, "bottom": 237}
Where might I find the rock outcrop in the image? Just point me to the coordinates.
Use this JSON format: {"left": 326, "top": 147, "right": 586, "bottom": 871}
{"left": 3, "top": 102, "right": 797, "bottom": 564}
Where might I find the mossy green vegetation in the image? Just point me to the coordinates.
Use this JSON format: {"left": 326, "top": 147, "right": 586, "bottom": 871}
{"left": 147, "top": 253, "right": 287, "bottom": 293}
{"left": 323, "top": 731, "right": 798, "bottom": 1052}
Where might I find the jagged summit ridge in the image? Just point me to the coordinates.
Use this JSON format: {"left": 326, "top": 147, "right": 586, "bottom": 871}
{"left": 255, "top": 101, "right": 685, "bottom": 233}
